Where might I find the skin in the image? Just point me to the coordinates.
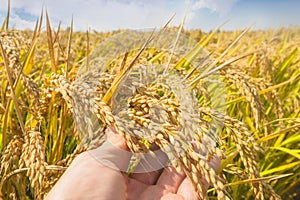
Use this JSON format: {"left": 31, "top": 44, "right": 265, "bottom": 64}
{"left": 46, "top": 127, "right": 219, "bottom": 200}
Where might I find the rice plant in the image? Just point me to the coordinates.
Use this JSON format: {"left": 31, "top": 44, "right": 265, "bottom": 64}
{"left": 0, "top": 6, "right": 299, "bottom": 200}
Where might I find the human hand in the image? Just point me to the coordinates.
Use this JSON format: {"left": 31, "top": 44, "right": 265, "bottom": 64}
{"left": 46, "top": 127, "right": 219, "bottom": 200}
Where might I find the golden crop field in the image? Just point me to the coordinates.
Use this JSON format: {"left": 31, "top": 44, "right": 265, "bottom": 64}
{"left": 0, "top": 10, "right": 299, "bottom": 200}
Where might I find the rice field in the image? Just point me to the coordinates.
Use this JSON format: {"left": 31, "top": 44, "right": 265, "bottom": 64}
{"left": 0, "top": 10, "right": 299, "bottom": 200}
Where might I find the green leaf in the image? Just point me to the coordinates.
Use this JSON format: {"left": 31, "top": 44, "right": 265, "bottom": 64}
{"left": 271, "top": 146, "right": 300, "bottom": 159}
{"left": 260, "top": 161, "right": 300, "bottom": 176}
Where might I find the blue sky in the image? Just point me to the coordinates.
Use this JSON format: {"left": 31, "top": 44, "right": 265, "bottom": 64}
{"left": 0, "top": 0, "right": 299, "bottom": 31}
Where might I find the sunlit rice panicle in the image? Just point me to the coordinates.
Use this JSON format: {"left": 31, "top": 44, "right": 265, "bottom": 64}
{"left": 199, "top": 107, "right": 281, "bottom": 199}
{"left": 50, "top": 70, "right": 116, "bottom": 150}
{"left": 257, "top": 81, "right": 285, "bottom": 121}
{"left": 92, "top": 99, "right": 149, "bottom": 153}
{"left": 38, "top": 80, "right": 53, "bottom": 118}
{"left": 223, "top": 116, "right": 264, "bottom": 198}
{"left": 20, "top": 74, "right": 41, "bottom": 113}
{"left": 72, "top": 70, "right": 115, "bottom": 148}
{"left": 19, "top": 128, "right": 46, "bottom": 197}
{"left": 151, "top": 125, "right": 226, "bottom": 200}
{"left": 183, "top": 149, "right": 226, "bottom": 199}
{"left": 0, "top": 31, "right": 24, "bottom": 75}
{"left": 220, "top": 67, "right": 265, "bottom": 129}
{"left": 90, "top": 63, "right": 228, "bottom": 199}
{"left": 50, "top": 73, "right": 94, "bottom": 149}
{"left": 224, "top": 118, "right": 279, "bottom": 198}
{"left": 73, "top": 68, "right": 115, "bottom": 99}
{"left": 50, "top": 73, "right": 74, "bottom": 111}
{"left": 0, "top": 135, "right": 24, "bottom": 178}
{"left": 0, "top": 31, "right": 41, "bottom": 119}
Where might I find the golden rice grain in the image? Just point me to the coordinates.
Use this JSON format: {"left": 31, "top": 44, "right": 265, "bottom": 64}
{"left": 19, "top": 128, "right": 46, "bottom": 197}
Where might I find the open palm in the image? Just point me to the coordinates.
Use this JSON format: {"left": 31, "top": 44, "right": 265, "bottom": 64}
{"left": 46, "top": 128, "right": 217, "bottom": 200}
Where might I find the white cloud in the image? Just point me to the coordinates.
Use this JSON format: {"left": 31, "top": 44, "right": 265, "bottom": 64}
{"left": 1, "top": 0, "right": 299, "bottom": 33}
{"left": 0, "top": 0, "right": 43, "bottom": 15}
{"left": 0, "top": 0, "right": 239, "bottom": 31}
{"left": 9, "top": 13, "right": 37, "bottom": 29}
{"left": 192, "top": 0, "right": 237, "bottom": 16}
{"left": 1, "top": 0, "right": 187, "bottom": 31}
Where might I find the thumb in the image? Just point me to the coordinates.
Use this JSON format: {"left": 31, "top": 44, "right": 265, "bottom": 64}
{"left": 105, "top": 126, "right": 129, "bottom": 150}
{"left": 88, "top": 126, "right": 131, "bottom": 172}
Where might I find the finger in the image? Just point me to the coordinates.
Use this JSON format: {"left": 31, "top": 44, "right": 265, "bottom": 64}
{"left": 127, "top": 177, "right": 174, "bottom": 200}
{"left": 127, "top": 177, "right": 165, "bottom": 200}
{"left": 126, "top": 177, "right": 149, "bottom": 200}
{"left": 47, "top": 152, "right": 127, "bottom": 200}
{"left": 177, "top": 155, "right": 221, "bottom": 199}
{"left": 88, "top": 127, "right": 132, "bottom": 171}
{"left": 130, "top": 150, "right": 168, "bottom": 185}
{"left": 130, "top": 169, "right": 163, "bottom": 185}
{"left": 105, "top": 126, "right": 129, "bottom": 150}
{"left": 176, "top": 178, "right": 198, "bottom": 200}
{"left": 134, "top": 150, "right": 168, "bottom": 171}
{"left": 161, "top": 193, "right": 185, "bottom": 200}
{"left": 156, "top": 165, "right": 185, "bottom": 193}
